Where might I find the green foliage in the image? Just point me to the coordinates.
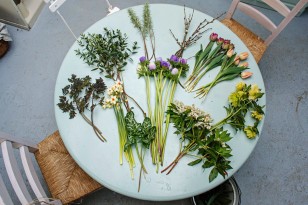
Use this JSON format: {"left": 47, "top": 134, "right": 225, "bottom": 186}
{"left": 75, "top": 28, "right": 138, "bottom": 80}
{"left": 128, "top": 3, "right": 153, "bottom": 37}
{"left": 124, "top": 110, "right": 156, "bottom": 150}
{"left": 57, "top": 74, "right": 107, "bottom": 141}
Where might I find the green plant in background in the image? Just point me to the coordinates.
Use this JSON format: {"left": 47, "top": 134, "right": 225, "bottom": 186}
{"left": 58, "top": 74, "right": 107, "bottom": 142}
{"left": 162, "top": 82, "right": 265, "bottom": 182}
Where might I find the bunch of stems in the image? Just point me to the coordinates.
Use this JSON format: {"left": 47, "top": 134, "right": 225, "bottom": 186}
{"left": 184, "top": 40, "right": 228, "bottom": 92}
{"left": 114, "top": 104, "right": 135, "bottom": 178}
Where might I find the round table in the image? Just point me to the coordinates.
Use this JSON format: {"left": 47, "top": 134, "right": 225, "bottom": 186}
{"left": 54, "top": 4, "right": 266, "bottom": 201}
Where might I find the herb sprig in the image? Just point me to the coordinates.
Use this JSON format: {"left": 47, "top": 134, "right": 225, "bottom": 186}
{"left": 58, "top": 74, "right": 107, "bottom": 142}
{"left": 76, "top": 28, "right": 138, "bottom": 80}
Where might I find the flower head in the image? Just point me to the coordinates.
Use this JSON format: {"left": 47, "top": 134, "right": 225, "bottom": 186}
{"left": 244, "top": 126, "right": 257, "bottom": 139}
{"left": 180, "top": 58, "right": 187, "bottom": 64}
{"left": 236, "top": 81, "right": 246, "bottom": 91}
{"left": 160, "top": 60, "right": 170, "bottom": 68}
{"left": 170, "top": 55, "right": 179, "bottom": 62}
{"left": 239, "top": 52, "right": 249, "bottom": 60}
{"left": 210, "top": 33, "right": 218, "bottom": 41}
{"left": 217, "top": 37, "right": 224, "bottom": 45}
{"left": 148, "top": 62, "right": 156, "bottom": 70}
{"left": 251, "top": 111, "right": 263, "bottom": 121}
{"left": 227, "top": 49, "right": 234, "bottom": 58}
{"left": 222, "top": 39, "right": 230, "bottom": 49}
{"left": 156, "top": 57, "right": 163, "bottom": 62}
{"left": 228, "top": 92, "right": 240, "bottom": 107}
{"left": 239, "top": 62, "right": 249, "bottom": 68}
{"left": 171, "top": 68, "right": 178, "bottom": 75}
{"left": 249, "top": 84, "right": 261, "bottom": 100}
{"left": 241, "top": 71, "right": 253, "bottom": 79}
{"left": 229, "top": 43, "right": 235, "bottom": 50}
{"left": 139, "top": 56, "right": 146, "bottom": 62}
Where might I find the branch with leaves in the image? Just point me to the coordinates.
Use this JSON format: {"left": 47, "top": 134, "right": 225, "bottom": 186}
{"left": 58, "top": 74, "right": 107, "bottom": 142}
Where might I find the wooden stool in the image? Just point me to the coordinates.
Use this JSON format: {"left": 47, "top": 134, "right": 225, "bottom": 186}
{"left": 35, "top": 131, "right": 103, "bottom": 204}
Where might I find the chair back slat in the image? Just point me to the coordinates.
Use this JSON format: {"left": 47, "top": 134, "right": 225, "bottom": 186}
{"left": 237, "top": 2, "right": 277, "bottom": 32}
{"left": 262, "top": 0, "right": 291, "bottom": 17}
{"left": 1, "top": 141, "right": 32, "bottom": 205}
{"left": 0, "top": 174, "right": 14, "bottom": 205}
{"left": 0, "top": 131, "right": 37, "bottom": 153}
{"left": 20, "top": 146, "right": 48, "bottom": 200}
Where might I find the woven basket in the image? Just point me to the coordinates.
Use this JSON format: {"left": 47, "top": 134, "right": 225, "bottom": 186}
{"left": 221, "top": 19, "right": 267, "bottom": 63}
{"left": 35, "top": 131, "right": 103, "bottom": 204}
{"left": 0, "top": 40, "right": 9, "bottom": 58}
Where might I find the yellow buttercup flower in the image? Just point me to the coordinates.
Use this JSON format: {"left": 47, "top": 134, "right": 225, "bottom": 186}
{"left": 244, "top": 126, "right": 257, "bottom": 139}
{"left": 228, "top": 92, "right": 239, "bottom": 107}
{"left": 249, "top": 84, "right": 260, "bottom": 100}
{"left": 251, "top": 111, "right": 263, "bottom": 121}
{"left": 236, "top": 81, "right": 246, "bottom": 91}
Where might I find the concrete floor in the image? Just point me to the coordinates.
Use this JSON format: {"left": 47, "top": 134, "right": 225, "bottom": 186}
{"left": 0, "top": 0, "right": 307, "bottom": 204}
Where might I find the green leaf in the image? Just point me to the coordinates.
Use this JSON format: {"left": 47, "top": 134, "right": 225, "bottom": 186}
{"left": 209, "top": 167, "right": 219, "bottom": 182}
{"left": 188, "top": 158, "right": 202, "bottom": 166}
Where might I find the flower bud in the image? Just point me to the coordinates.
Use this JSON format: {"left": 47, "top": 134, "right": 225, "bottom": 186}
{"left": 160, "top": 60, "right": 170, "bottom": 68}
{"left": 229, "top": 43, "right": 235, "bottom": 50}
{"left": 234, "top": 59, "right": 240, "bottom": 65}
{"left": 239, "top": 52, "right": 249, "bottom": 60}
{"left": 239, "top": 62, "right": 249, "bottom": 68}
{"left": 222, "top": 39, "right": 230, "bottom": 50}
{"left": 227, "top": 49, "right": 234, "bottom": 58}
{"left": 210, "top": 33, "right": 218, "bottom": 41}
{"left": 241, "top": 71, "right": 253, "bottom": 79}
{"left": 170, "top": 54, "right": 179, "bottom": 62}
{"left": 139, "top": 56, "right": 146, "bottom": 62}
{"left": 180, "top": 58, "right": 187, "bottom": 64}
{"left": 217, "top": 37, "right": 224, "bottom": 45}
{"left": 148, "top": 62, "right": 156, "bottom": 70}
{"left": 171, "top": 68, "right": 179, "bottom": 75}
{"left": 156, "top": 57, "right": 162, "bottom": 62}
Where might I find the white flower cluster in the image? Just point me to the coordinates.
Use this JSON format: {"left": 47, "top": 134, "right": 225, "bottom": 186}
{"left": 103, "top": 81, "right": 123, "bottom": 109}
{"left": 174, "top": 100, "right": 213, "bottom": 130}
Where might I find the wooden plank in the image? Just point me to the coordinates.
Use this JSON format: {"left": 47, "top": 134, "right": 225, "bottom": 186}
{"left": 238, "top": 2, "right": 277, "bottom": 32}
{"left": 0, "top": 174, "right": 14, "bottom": 205}
{"left": 0, "top": 131, "right": 37, "bottom": 153}
{"left": 263, "top": 0, "right": 291, "bottom": 17}
{"left": 20, "top": 146, "right": 48, "bottom": 200}
{"left": 1, "top": 141, "right": 32, "bottom": 205}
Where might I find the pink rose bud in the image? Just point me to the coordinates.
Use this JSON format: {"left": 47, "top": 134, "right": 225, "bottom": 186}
{"left": 217, "top": 37, "right": 224, "bottom": 45}
{"left": 227, "top": 49, "right": 234, "bottom": 58}
{"left": 239, "top": 52, "right": 249, "bottom": 60}
{"left": 210, "top": 33, "right": 218, "bottom": 41}
{"left": 239, "top": 62, "right": 249, "bottom": 68}
{"left": 222, "top": 40, "right": 230, "bottom": 50}
{"left": 241, "top": 71, "right": 253, "bottom": 79}
{"left": 234, "top": 59, "right": 240, "bottom": 65}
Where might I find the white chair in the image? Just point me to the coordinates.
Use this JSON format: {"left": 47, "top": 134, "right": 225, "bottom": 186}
{"left": 0, "top": 131, "right": 62, "bottom": 205}
{"left": 221, "top": 0, "right": 308, "bottom": 62}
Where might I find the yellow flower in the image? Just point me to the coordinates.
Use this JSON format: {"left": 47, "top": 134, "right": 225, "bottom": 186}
{"left": 249, "top": 84, "right": 260, "bottom": 100}
{"left": 251, "top": 111, "right": 263, "bottom": 121}
{"left": 236, "top": 81, "right": 246, "bottom": 91}
{"left": 244, "top": 126, "right": 257, "bottom": 139}
{"left": 228, "top": 92, "right": 239, "bottom": 107}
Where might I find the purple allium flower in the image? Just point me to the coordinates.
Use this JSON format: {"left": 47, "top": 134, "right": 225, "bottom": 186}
{"left": 160, "top": 60, "right": 170, "bottom": 68}
{"left": 170, "top": 55, "right": 179, "bottom": 62}
{"left": 171, "top": 68, "right": 179, "bottom": 75}
{"left": 139, "top": 56, "right": 146, "bottom": 62}
{"left": 210, "top": 33, "right": 218, "bottom": 41}
{"left": 148, "top": 62, "right": 156, "bottom": 70}
{"left": 180, "top": 58, "right": 187, "bottom": 64}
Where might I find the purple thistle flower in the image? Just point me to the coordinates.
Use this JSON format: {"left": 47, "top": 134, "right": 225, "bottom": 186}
{"left": 156, "top": 57, "right": 163, "bottom": 62}
{"left": 170, "top": 55, "right": 179, "bottom": 62}
{"left": 148, "top": 62, "right": 156, "bottom": 70}
{"left": 180, "top": 58, "right": 187, "bottom": 64}
{"left": 171, "top": 68, "right": 179, "bottom": 75}
{"left": 139, "top": 56, "right": 146, "bottom": 62}
{"left": 160, "top": 60, "right": 170, "bottom": 68}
